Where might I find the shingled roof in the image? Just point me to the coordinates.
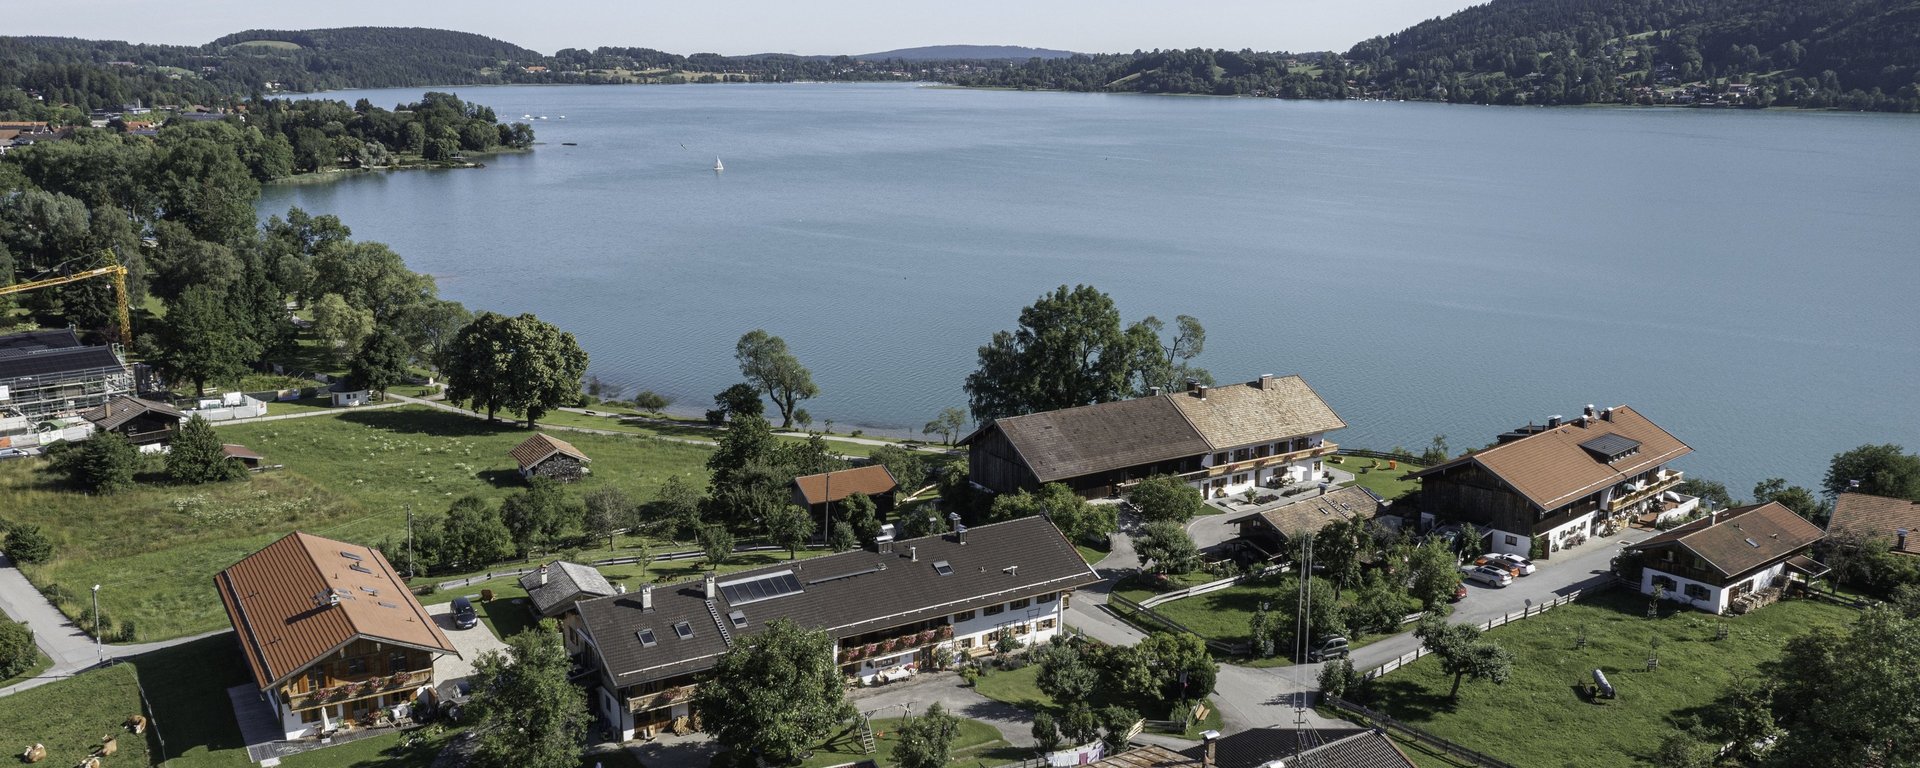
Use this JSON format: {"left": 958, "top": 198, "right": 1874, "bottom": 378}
{"left": 1412, "top": 406, "right": 1691, "bottom": 511}
{"left": 80, "top": 396, "right": 184, "bottom": 431}
{"left": 1177, "top": 729, "right": 1414, "bottom": 768}
{"left": 963, "top": 375, "right": 1342, "bottom": 484}
{"left": 575, "top": 515, "right": 1099, "bottom": 688}
{"left": 1828, "top": 492, "right": 1920, "bottom": 556}
{"left": 510, "top": 432, "right": 590, "bottom": 470}
{"left": 214, "top": 532, "right": 457, "bottom": 690}
{"left": 1169, "top": 375, "right": 1347, "bottom": 450}
{"left": 0, "top": 344, "right": 126, "bottom": 381}
{"left": 1235, "top": 486, "right": 1386, "bottom": 539}
{"left": 519, "top": 561, "right": 617, "bottom": 617}
{"left": 1634, "top": 502, "right": 1825, "bottom": 579}
{"left": 794, "top": 465, "right": 898, "bottom": 505}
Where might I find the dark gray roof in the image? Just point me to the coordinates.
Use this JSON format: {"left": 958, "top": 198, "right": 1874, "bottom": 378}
{"left": 0, "top": 328, "right": 83, "bottom": 355}
{"left": 1179, "top": 728, "right": 1367, "bottom": 768}
{"left": 576, "top": 515, "right": 1099, "bottom": 687}
{"left": 0, "top": 344, "right": 125, "bottom": 381}
{"left": 974, "top": 396, "right": 1211, "bottom": 483}
{"left": 518, "top": 561, "right": 616, "bottom": 617}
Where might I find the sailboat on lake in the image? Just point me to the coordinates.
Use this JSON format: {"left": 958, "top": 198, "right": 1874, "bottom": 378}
{"left": 713, "top": 158, "right": 725, "bottom": 172}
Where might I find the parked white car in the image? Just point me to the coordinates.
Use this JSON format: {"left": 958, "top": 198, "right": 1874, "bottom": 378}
{"left": 1465, "top": 564, "right": 1514, "bottom": 587}
{"left": 1487, "top": 553, "right": 1537, "bottom": 575}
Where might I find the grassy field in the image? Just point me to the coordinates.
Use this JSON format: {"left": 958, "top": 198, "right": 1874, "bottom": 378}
{"left": 1327, "top": 455, "right": 1424, "bottom": 500}
{"left": 1110, "top": 572, "right": 1416, "bottom": 665}
{"left": 971, "top": 663, "right": 1223, "bottom": 740}
{"left": 1, "top": 406, "right": 714, "bottom": 640}
{"left": 796, "top": 716, "right": 1014, "bottom": 768}
{"left": 1360, "top": 590, "right": 1859, "bottom": 768}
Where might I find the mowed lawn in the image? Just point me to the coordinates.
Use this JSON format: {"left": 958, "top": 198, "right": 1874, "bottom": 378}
{"left": 2, "top": 406, "right": 713, "bottom": 641}
{"left": 1360, "top": 591, "right": 1859, "bottom": 768}
{"left": 796, "top": 716, "right": 1015, "bottom": 768}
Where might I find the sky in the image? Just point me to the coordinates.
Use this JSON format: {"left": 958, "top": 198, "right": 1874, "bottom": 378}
{"left": 16, "top": 0, "right": 1477, "bottom": 55}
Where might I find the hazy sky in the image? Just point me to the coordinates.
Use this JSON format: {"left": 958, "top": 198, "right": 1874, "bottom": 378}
{"left": 17, "top": 0, "right": 1476, "bottom": 55}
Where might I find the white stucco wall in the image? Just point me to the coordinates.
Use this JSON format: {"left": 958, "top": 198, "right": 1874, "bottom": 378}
{"left": 1643, "top": 562, "right": 1787, "bottom": 615}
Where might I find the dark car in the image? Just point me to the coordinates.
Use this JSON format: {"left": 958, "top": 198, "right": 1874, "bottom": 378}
{"left": 451, "top": 596, "right": 479, "bottom": 630}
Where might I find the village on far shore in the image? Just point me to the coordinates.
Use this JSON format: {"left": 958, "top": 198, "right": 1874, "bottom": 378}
{"left": 3, "top": 315, "right": 1914, "bottom": 768}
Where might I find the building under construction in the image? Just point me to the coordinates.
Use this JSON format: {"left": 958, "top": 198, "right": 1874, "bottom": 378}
{"left": 0, "top": 328, "right": 133, "bottom": 424}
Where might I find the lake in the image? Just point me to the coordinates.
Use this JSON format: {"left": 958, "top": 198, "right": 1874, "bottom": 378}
{"left": 259, "top": 83, "right": 1920, "bottom": 493}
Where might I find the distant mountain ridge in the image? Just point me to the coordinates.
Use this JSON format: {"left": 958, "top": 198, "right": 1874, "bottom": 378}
{"left": 858, "top": 45, "right": 1077, "bottom": 60}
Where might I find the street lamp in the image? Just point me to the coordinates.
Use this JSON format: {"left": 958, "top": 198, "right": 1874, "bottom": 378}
{"left": 91, "top": 584, "right": 101, "bottom": 662}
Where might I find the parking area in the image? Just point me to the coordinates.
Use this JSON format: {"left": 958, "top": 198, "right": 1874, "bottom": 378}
{"left": 426, "top": 601, "right": 510, "bottom": 688}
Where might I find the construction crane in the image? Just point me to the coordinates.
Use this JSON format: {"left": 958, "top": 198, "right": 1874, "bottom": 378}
{"left": 0, "top": 254, "right": 132, "bottom": 343}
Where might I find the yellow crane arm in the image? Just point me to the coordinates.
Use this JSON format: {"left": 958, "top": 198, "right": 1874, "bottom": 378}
{"left": 0, "top": 264, "right": 133, "bottom": 343}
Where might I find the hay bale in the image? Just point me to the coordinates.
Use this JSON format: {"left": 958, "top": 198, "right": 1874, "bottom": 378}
{"left": 22, "top": 743, "right": 47, "bottom": 763}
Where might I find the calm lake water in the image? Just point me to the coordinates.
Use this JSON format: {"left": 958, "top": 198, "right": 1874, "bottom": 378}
{"left": 259, "top": 84, "right": 1920, "bottom": 493}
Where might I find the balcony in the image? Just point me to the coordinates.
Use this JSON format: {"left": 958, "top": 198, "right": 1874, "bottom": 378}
{"left": 839, "top": 624, "right": 953, "bottom": 665}
{"left": 629, "top": 683, "right": 696, "bottom": 713}
{"left": 1608, "top": 471, "right": 1683, "bottom": 512}
{"left": 1190, "top": 443, "right": 1341, "bottom": 481}
{"left": 289, "top": 669, "right": 431, "bottom": 711}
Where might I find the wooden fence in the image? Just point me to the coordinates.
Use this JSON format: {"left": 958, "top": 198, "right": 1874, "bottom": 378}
{"left": 1326, "top": 697, "right": 1524, "bottom": 768}
{"left": 1136, "top": 563, "right": 1289, "bottom": 609}
{"left": 1362, "top": 583, "right": 1616, "bottom": 680}
{"left": 1334, "top": 448, "right": 1423, "bottom": 464}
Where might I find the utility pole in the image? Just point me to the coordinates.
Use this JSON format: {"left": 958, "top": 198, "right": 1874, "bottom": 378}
{"left": 406, "top": 505, "right": 415, "bottom": 578}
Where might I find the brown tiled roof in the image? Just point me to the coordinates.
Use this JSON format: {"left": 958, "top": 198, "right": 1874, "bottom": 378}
{"left": 80, "top": 396, "right": 184, "bottom": 431}
{"left": 794, "top": 465, "right": 898, "bottom": 505}
{"left": 214, "top": 532, "right": 457, "bottom": 690}
{"left": 1412, "top": 406, "right": 1691, "bottom": 511}
{"left": 1090, "top": 745, "right": 1198, "bottom": 768}
{"left": 509, "top": 432, "right": 590, "bottom": 470}
{"left": 575, "top": 515, "right": 1099, "bottom": 687}
{"left": 979, "top": 396, "right": 1210, "bottom": 484}
{"left": 1169, "top": 375, "right": 1346, "bottom": 450}
{"left": 1634, "top": 502, "right": 1825, "bottom": 579}
{"left": 1828, "top": 492, "right": 1920, "bottom": 555}
{"left": 1237, "top": 486, "right": 1386, "bottom": 539}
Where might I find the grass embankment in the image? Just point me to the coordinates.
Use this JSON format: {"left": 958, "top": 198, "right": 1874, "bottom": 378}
{"left": 1360, "top": 590, "right": 1858, "bottom": 768}
{"left": 971, "top": 663, "right": 1223, "bottom": 740}
{"left": 1326, "top": 455, "right": 1423, "bottom": 501}
{"left": 1, "top": 405, "right": 714, "bottom": 641}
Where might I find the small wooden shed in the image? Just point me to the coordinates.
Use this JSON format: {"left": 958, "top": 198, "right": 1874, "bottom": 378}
{"left": 511, "top": 433, "right": 591, "bottom": 483}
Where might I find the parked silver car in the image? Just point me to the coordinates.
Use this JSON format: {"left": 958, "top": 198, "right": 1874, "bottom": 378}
{"left": 1465, "top": 564, "right": 1514, "bottom": 587}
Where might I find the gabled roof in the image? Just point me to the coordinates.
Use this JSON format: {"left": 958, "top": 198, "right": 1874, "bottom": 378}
{"left": 214, "top": 532, "right": 457, "bottom": 690}
{"left": 1412, "top": 406, "right": 1691, "bottom": 511}
{"left": 0, "top": 328, "right": 83, "bottom": 355}
{"left": 81, "top": 396, "right": 184, "bottom": 431}
{"left": 0, "top": 343, "right": 125, "bottom": 381}
{"left": 1828, "top": 492, "right": 1920, "bottom": 556}
{"left": 519, "top": 561, "right": 617, "bottom": 616}
{"left": 1168, "top": 375, "right": 1347, "bottom": 451}
{"left": 1234, "top": 486, "right": 1385, "bottom": 539}
{"left": 1090, "top": 745, "right": 1198, "bottom": 768}
{"left": 510, "top": 432, "right": 590, "bottom": 470}
{"left": 1177, "top": 728, "right": 1414, "bottom": 768}
{"left": 972, "top": 396, "right": 1209, "bottom": 484}
{"left": 962, "top": 374, "right": 1343, "bottom": 484}
{"left": 1635, "top": 502, "right": 1825, "bottom": 579}
{"left": 221, "top": 444, "right": 263, "bottom": 460}
{"left": 575, "top": 515, "right": 1099, "bottom": 687}
{"left": 793, "top": 465, "right": 898, "bottom": 505}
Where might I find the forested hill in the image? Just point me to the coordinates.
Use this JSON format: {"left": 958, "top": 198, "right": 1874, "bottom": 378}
{"left": 205, "top": 27, "right": 544, "bottom": 91}
{"left": 940, "top": 49, "right": 1351, "bottom": 97}
{"left": 1346, "top": 0, "right": 1920, "bottom": 110}
{"left": 859, "top": 45, "right": 1078, "bottom": 60}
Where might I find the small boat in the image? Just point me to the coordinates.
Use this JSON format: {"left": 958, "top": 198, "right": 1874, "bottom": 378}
{"left": 713, "top": 158, "right": 725, "bottom": 172}
{"left": 538, "top": 115, "right": 549, "bottom": 120}
{"left": 561, "top": 142, "right": 577, "bottom": 146}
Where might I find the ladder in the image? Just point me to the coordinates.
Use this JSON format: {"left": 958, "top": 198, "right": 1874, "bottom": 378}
{"left": 704, "top": 600, "right": 733, "bottom": 647}
{"left": 857, "top": 716, "right": 877, "bottom": 754}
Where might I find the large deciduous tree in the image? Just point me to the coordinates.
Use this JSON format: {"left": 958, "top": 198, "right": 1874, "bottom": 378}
{"left": 735, "top": 330, "right": 818, "bottom": 429}
{"left": 964, "top": 284, "right": 1136, "bottom": 422}
{"left": 467, "top": 621, "right": 589, "bottom": 768}
{"left": 348, "top": 327, "right": 412, "bottom": 398}
{"left": 892, "top": 702, "right": 962, "bottom": 768}
{"left": 1768, "top": 605, "right": 1920, "bottom": 766}
{"left": 694, "top": 618, "right": 854, "bottom": 765}
{"left": 155, "top": 285, "right": 258, "bottom": 396}
{"left": 987, "top": 483, "right": 1115, "bottom": 545}
{"left": 310, "top": 292, "right": 373, "bottom": 362}
{"left": 500, "top": 478, "right": 580, "bottom": 558}
{"left": 439, "top": 312, "right": 588, "bottom": 428}
{"left": 1127, "top": 475, "right": 1207, "bottom": 524}
{"left": 1413, "top": 616, "right": 1513, "bottom": 701}
{"left": 1407, "top": 536, "right": 1463, "bottom": 613}
{"left": 1125, "top": 314, "right": 1212, "bottom": 396}
{"left": 1753, "top": 477, "right": 1829, "bottom": 524}
{"left": 1825, "top": 444, "right": 1920, "bottom": 501}
{"left": 1134, "top": 520, "right": 1199, "bottom": 574}
{"left": 922, "top": 407, "right": 968, "bottom": 445}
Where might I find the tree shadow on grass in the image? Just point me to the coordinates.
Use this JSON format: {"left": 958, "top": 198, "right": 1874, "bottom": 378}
{"left": 129, "top": 633, "right": 252, "bottom": 761}
{"left": 1358, "top": 677, "right": 1455, "bottom": 721}
{"left": 337, "top": 408, "right": 525, "bottom": 440}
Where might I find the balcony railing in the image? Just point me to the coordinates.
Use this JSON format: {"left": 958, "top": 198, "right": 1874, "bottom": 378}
{"left": 289, "top": 669, "right": 431, "bottom": 711}
{"left": 629, "top": 683, "right": 697, "bottom": 713}
{"left": 1608, "top": 471, "right": 1683, "bottom": 512}
{"left": 839, "top": 625, "right": 953, "bottom": 665}
{"left": 1185, "top": 443, "right": 1341, "bottom": 481}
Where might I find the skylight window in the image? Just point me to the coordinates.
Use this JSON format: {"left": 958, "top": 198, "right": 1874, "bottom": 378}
{"left": 673, "top": 621, "right": 694, "bottom": 640}
{"left": 377, "top": 601, "right": 399, "bottom": 609}
{"left": 349, "top": 563, "right": 373, "bottom": 574}
{"left": 729, "top": 610, "right": 747, "bottom": 629}
{"left": 359, "top": 586, "right": 380, "bottom": 595}
{"left": 1745, "top": 538, "right": 1760, "bottom": 548}
{"left": 638, "top": 629, "right": 657, "bottom": 647}
{"left": 340, "top": 551, "right": 363, "bottom": 561}
{"left": 932, "top": 561, "right": 954, "bottom": 577}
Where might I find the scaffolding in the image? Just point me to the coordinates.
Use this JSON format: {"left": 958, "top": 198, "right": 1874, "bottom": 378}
{"left": 0, "top": 348, "right": 134, "bottom": 423}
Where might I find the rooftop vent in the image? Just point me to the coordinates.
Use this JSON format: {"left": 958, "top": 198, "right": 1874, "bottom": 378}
{"left": 1004, "top": 565, "right": 1019, "bottom": 576}
{"left": 637, "top": 628, "right": 657, "bottom": 647}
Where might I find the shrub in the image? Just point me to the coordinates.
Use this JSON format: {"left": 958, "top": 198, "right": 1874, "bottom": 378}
{"left": 118, "top": 619, "right": 138, "bottom": 643}
{"left": 0, "top": 620, "right": 35, "bottom": 679}
{"left": 4, "top": 524, "right": 54, "bottom": 564}
{"left": 632, "top": 391, "right": 671, "bottom": 412}
{"left": 48, "top": 430, "right": 139, "bottom": 494}
{"left": 167, "top": 414, "right": 247, "bottom": 484}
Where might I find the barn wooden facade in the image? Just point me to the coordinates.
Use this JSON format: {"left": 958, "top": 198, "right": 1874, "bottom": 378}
{"left": 511, "top": 432, "right": 592, "bottom": 483}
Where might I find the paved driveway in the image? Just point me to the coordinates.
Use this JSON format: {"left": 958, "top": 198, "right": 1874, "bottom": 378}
{"left": 425, "top": 602, "right": 509, "bottom": 688}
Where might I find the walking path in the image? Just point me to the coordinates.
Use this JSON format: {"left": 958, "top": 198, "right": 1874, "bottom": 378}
{"left": 0, "top": 553, "right": 230, "bottom": 697}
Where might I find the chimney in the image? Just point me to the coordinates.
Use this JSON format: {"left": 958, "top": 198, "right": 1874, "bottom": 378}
{"left": 1601, "top": 407, "right": 1614, "bottom": 421}
{"left": 1194, "top": 384, "right": 1209, "bottom": 399}
{"left": 1257, "top": 373, "right": 1274, "bottom": 389}
{"left": 1547, "top": 414, "right": 1563, "bottom": 428}
{"left": 1148, "top": 386, "right": 1162, "bottom": 397}
{"left": 1185, "top": 378, "right": 1200, "bottom": 392}
{"left": 1584, "top": 404, "right": 1596, "bottom": 419}
{"left": 1201, "top": 730, "right": 1221, "bottom": 768}
{"left": 909, "top": 546, "right": 918, "bottom": 563}
{"left": 957, "top": 523, "right": 968, "bottom": 544}
{"left": 538, "top": 566, "right": 549, "bottom": 586}
{"left": 704, "top": 574, "right": 716, "bottom": 600}
{"left": 1900, "top": 529, "right": 1909, "bottom": 551}
{"left": 640, "top": 584, "right": 653, "bottom": 611}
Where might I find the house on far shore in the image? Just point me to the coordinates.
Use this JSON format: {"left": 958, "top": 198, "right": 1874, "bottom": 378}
{"left": 1232, "top": 486, "right": 1387, "bottom": 561}
{"left": 519, "top": 561, "right": 618, "bottom": 627}
{"left": 1826, "top": 491, "right": 1920, "bottom": 557}
{"left": 221, "top": 443, "right": 264, "bottom": 470}
{"left": 81, "top": 395, "right": 185, "bottom": 449}
{"left": 511, "top": 433, "right": 591, "bottom": 483}
{"left": 1630, "top": 501, "right": 1827, "bottom": 615}
{"left": 214, "top": 531, "right": 460, "bottom": 740}
{"left": 792, "top": 464, "right": 899, "bottom": 522}
{"left": 1413, "top": 404, "right": 1695, "bottom": 559}
{"left": 962, "top": 374, "right": 1344, "bottom": 499}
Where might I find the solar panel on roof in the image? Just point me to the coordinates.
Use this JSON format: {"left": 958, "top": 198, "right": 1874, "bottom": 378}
{"left": 717, "top": 570, "right": 803, "bottom": 605}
